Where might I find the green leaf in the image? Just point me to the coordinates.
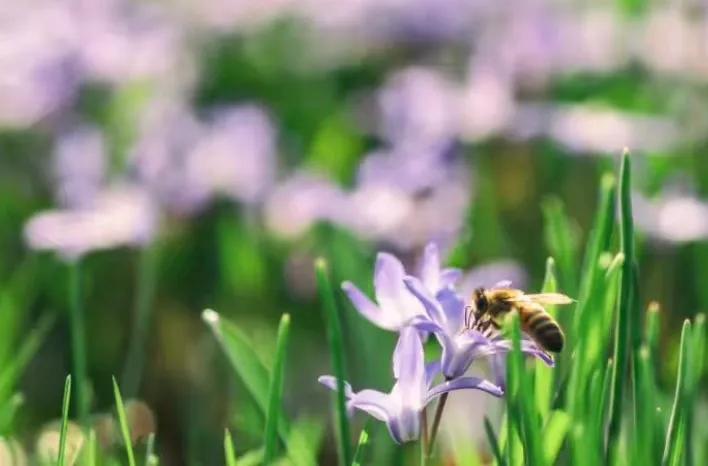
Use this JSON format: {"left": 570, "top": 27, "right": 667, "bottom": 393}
{"left": 86, "top": 429, "right": 98, "bottom": 466}
{"left": 263, "top": 314, "right": 291, "bottom": 465}
{"left": 112, "top": 376, "right": 137, "bottom": 466}
{"left": 0, "top": 311, "right": 55, "bottom": 405}
{"left": 145, "top": 433, "right": 157, "bottom": 466}
{"left": 285, "top": 417, "right": 324, "bottom": 466}
{"left": 662, "top": 320, "right": 691, "bottom": 466}
{"left": 607, "top": 150, "right": 637, "bottom": 463}
{"left": 574, "top": 172, "right": 616, "bottom": 341}
{"left": 542, "top": 196, "right": 579, "bottom": 297}
{"left": 505, "top": 315, "right": 542, "bottom": 466}
{"left": 483, "top": 417, "right": 506, "bottom": 466}
{"left": 351, "top": 427, "right": 370, "bottom": 466}
{"left": 636, "top": 346, "right": 658, "bottom": 465}
{"left": 315, "top": 258, "right": 352, "bottom": 466}
{"left": 543, "top": 410, "right": 570, "bottom": 466}
{"left": 535, "top": 257, "right": 557, "bottom": 420}
{"left": 686, "top": 314, "right": 705, "bottom": 466}
{"left": 224, "top": 429, "right": 239, "bottom": 466}
{"left": 202, "top": 309, "right": 289, "bottom": 440}
{"left": 57, "top": 375, "right": 72, "bottom": 466}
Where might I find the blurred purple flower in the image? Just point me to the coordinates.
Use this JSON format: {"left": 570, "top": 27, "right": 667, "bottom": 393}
{"left": 52, "top": 125, "right": 106, "bottom": 208}
{"left": 184, "top": 105, "right": 277, "bottom": 205}
{"left": 458, "top": 260, "right": 528, "bottom": 297}
{"left": 633, "top": 189, "right": 708, "bottom": 244}
{"left": 131, "top": 102, "right": 277, "bottom": 214}
{"left": 378, "top": 67, "right": 460, "bottom": 146}
{"left": 0, "top": 3, "right": 80, "bottom": 127}
{"left": 404, "top": 277, "right": 553, "bottom": 379}
{"left": 264, "top": 172, "right": 348, "bottom": 238}
{"left": 510, "top": 103, "right": 681, "bottom": 154}
{"left": 130, "top": 102, "right": 202, "bottom": 214}
{"left": 319, "top": 327, "right": 503, "bottom": 443}
{"left": 344, "top": 142, "right": 471, "bottom": 250}
{"left": 75, "top": 0, "right": 187, "bottom": 84}
{"left": 24, "top": 185, "right": 158, "bottom": 261}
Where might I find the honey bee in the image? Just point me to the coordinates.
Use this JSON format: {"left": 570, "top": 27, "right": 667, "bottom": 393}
{"left": 469, "top": 286, "right": 573, "bottom": 353}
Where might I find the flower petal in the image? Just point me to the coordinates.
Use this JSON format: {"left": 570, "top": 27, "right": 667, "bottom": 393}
{"left": 318, "top": 375, "right": 353, "bottom": 398}
{"left": 349, "top": 389, "right": 393, "bottom": 423}
{"left": 392, "top": 327, "right": 426, "bottom": 405}
{"left": 440, "top": 268, "right": 463, "bottom": 289}
{"left": 374, "top": 253, "right": 425, "bottom": 325}
{"left": 425, "top": 376, "right": 504, "bottom": 404}
{"left": 403, "top": 276, "right": 447, "bottom": 327}
{"left": 435, "top": 288, "right": 466, "bottom": 335}
{"left": 341, "top": 281, "right": 396, "bottom": 331}
{"left": 420, "top": 242, "right": 441, "bottom": 292}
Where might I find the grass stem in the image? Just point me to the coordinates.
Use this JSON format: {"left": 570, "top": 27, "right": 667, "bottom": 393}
{"left": 68, "top": 261, "right": 89, "bottom": 425}
{"left": 122, "top": 245, "right": 159, "bottom": 397}
{"left": 427, "top": 391, "right": 449, "bottom": 458}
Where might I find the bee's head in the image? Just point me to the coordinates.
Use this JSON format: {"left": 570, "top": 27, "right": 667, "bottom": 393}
{"left": 473, "top": 287, "right": 488, "bottom": 314}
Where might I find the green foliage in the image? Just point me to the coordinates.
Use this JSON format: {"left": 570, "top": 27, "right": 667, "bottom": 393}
{"left": 113, "top": 376, "right": 137, "bottom": 466}
{"left": 315, "top": 258, "right": 352, "bottom": 466}
{"left": 225, "top": 429, "right": 239, "bottom": 466}
{"left": 263, "top": 314, "right": 291, "bottom": 464}
{"left": 202, "top": 309, "right": 289, "bottom": 440}
{"left": 57, "top": 375, "right": 72, "bottom": 466}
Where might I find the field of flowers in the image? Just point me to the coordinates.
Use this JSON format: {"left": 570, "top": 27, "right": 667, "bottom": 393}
{"left": 0, "top": 0, "right": 707, "bottom": 465}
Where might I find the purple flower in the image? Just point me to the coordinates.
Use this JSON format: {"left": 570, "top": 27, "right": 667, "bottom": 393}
{"left": 319, "top": 328, "right": 503, "bottom": 443}
{"left": 417, "top": 242, "right": 462, "bottom": 295}
{"left": 341, "top": 252, "right": 429, "bottom": 331}
{"left": 23, "top": 185, "right": 158, "bottom": 261}
{"left": 404, "top": 277, "right": 553, "bottom": 380}
{"left": 53, "top": 125, "right": 107, "bottom": 208}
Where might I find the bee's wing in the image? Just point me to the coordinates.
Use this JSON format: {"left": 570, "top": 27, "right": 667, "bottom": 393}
{"left": 522, "top": 293, "right": 575, "bottom": 305}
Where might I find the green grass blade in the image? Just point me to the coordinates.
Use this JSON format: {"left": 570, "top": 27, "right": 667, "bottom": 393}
{"left": 263, "top": 313, "right": 291, "bottom": 465}
{"left": 285, "top": 417, "right": 324, "bottom": 466}
{"left": 686, "top": 314, "right": 705, "bottom": 466}
{"left": 644, "top": 302, "right": 661, "bottom": 361}
{"left": 542, "top": 196, "right": 579, "bottom": 297}
{"left": 535, "top": 257, "right": 557, "bottom": 420}
{"left": 145, "top": 433, "right": 157, "bottom": 466}
{"left": 543, "top": 410, "right": 570, "bottom": 466}
{"left": 607, "top": 150, "right": 636, "bottom": 463}
{"left": 86, "top": 428, "right": 98, "bottom": 466}
{"left": 202, "top": 309, "right": 289, "bottom": 439}
{"left": 574, "top": 173, "right": 616, "bottom": 338}
{"left": 505, "top": 314, "right": 542, "bottom": 466}
{"left": 225, "top": 429, "right": 239, "bottom": 466}
{"left": 122, "top": 244, "right": 160, "bottom": 397}
{"left": 315, "top": 258, "right": 352, "bottom": 466}
{"left": 662, "top": 320, "right": 691, "bottom": 466}
{"left": 483, "top": 417, "right": 506, "bottom": 466}
{"left": 0, "top": 311, "right": 55, "bottom": 404}
{"left": 57, "top": 375, "right": 71, "bottom": 466}
{"left": 351, "top": 427, "right": 370, "bottom": 466}
{"left": 636, "top": 346, "right": 658, "bottom": 466}
{"left": 112, "top": 376, "right": 137, "bottom": 466}
{"left": 68, "top": 261, "right": 89, "bottom": 426}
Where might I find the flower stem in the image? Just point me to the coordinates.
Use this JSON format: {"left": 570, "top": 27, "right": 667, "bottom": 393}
{"left": 121, "top": 245, "right": 159, "bottom": 397}
{"left": 427, "top": 391, "right": 449, "bottom": 457}
{"left": 68, "top": 261, "right": 89, "bottom": 425}
{"left": 420, "top": 409, "right": 429, "bottom": 466}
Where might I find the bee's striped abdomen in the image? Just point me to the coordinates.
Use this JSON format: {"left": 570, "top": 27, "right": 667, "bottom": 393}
{"left": 520, "top": 304, "right": 565, "bottom": 353}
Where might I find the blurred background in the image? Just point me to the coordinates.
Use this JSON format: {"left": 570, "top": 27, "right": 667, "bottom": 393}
{"left": 2, "top": 0, "right": 708, "bottom": 464}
